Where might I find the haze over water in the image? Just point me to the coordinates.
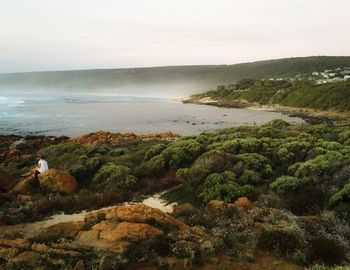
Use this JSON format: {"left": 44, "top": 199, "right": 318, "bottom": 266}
{"left": 0, "top": 92, "right": 302, "bottom": 137}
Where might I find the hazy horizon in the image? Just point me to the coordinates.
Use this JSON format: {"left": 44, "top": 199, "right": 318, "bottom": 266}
{"left": 1, "top": 0, "right": 350, "bottom": 73}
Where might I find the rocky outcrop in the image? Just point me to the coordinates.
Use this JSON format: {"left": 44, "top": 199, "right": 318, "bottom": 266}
{"left": 105, "top": 204, "right": 190, "bottom": 231}
{"left": 0, "top": 170, "right": 18, "bottom": 192}
{"left": 32, "top": 221, "right": 85, "bottom": 241}
{"left": 38, "top": 169, "right": 78, "bottom": 193}
{"left": 234, "top": 197, "right": 253, "bottom": 210}
{"left": 10, "top": 178, "right": 33, "bottom": 194}
{"left": 70, "top": 131, "right": 179, "bottom": 145}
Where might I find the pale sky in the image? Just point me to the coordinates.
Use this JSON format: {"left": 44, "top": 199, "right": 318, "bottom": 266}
{"left": 1, "top": 0, "right": 349, "bottom": 73}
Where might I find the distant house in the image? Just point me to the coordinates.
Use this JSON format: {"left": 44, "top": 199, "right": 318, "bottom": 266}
{"left": 328, "top": 73, "right": 336, "bottom": 77}
{"left": 344, "top": 75, "right": 350, "bottom": 80}
{"left": 312, "top": 72, "right": 319, "bottom": 76}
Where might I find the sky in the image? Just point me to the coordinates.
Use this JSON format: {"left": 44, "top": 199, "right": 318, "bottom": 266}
{"left": 1, "top": 0, "right": 350, "bottom": 73}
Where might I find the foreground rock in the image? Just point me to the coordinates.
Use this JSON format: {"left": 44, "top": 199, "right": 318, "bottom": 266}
{"left": 0, "top": 170, "right": 18, "bottom": 192}
{"left": 105, "top": 204, "right": 190, "bottom": 231}
{"left": 38, "top": 169, "right": 78, "bottom": 193}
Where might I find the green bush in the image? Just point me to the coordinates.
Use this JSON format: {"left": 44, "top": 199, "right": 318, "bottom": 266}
{"left": 236, "top": 153, "right": 273, "bottom": 177}
{"left": 198, "top": 171, "right": 255, "bottom": 203}
{"left": 239, "top": 169, "right": 262, "bottom": 185}
{"left": 289, "top": 151, "right": 347, "bottom": 179}
{"left": 69, "top": 157, "right": 103, "bottom": 184}
{"left": 329, "top": 182, "right": 350, "bottom": 206}
{"left": 270, "top": 176, "right": 312, "bottom": 195}
{"left": 138, "top": 155, "right": 167, "bottom": 177}
{"left": 144, "top": 143, "right": 166, "bottom": 161}
{"left": 93, "top": 163, "right": 137, "bottom": 190}
{"left": 277, "top": 140, "right": 312, "bottom": 163}
{"left": 161, "top": 139, "right": 205, "bottom": 169}
{"left": 222, "top": 138, "right": 262, "bottom": 155}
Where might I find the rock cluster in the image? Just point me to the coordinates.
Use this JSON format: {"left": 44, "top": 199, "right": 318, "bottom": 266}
{"left": 0, "top": 204, "right": 213, "bottom": 269}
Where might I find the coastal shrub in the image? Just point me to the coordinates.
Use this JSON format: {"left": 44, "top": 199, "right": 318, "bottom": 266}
{"left": 144, "top": 143, "right": 166, "bottom": 161}
{"left": 270, "top": 176, "right": 312, "bottom": 195}
{"left": 277, "top": 140, "right": 312, "bottom": 164}
{"left": 39, "top": 142, "right": 90, "bottom": 169}
{"left": 339, "top": 130, "right": 350, "bottom": 143}
{"left": 309, "top": 265, "right": 350, "bottom": 270}
{"left": 239, "top": 169, "right": 262, "bottom": 185}
{"left": 308, "top": 236, "right": 346, "bottom": 265}
{"left": 221, "top": 138, "right": 262, "bottom": 154}
{"left": 161, "top": 139, "right": 205, "bottom": 169}
{"left": 69, "top": 157, "right": 103, "bottom": 184}
{"left": 236, "top": 153, "right": 273, "bottom": 177}
{"left": 138, "top": 155, "right": 167, "bottom": 177}
{"left": 178, "top": 150, "right": 239, "bottom": 191}
{"left": 92, "top": 163, "right": 137, "bottom": 190}
{"left": 329, "top": 182, "right": 350, "bottom": 206}
{"left": 198, "top": 171, "right": 255, "bottom": 203}
{"left": 257, "top": 227, "right": 303, "bottom": 257}
{"left": 289, "top": 151, "right": 346, "bottom": 179}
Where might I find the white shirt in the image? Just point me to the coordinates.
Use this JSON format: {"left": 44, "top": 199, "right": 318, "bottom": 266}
{"left": 38, "top": 159, "right": 49, "bottom": 173}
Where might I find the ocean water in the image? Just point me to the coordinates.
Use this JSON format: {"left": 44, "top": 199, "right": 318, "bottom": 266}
{"left": 0, "top": 92, "right": 303, "bottom": 137}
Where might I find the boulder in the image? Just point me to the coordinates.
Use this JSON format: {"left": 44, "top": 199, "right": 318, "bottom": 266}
{"left": 0, "top": 170, "right": 18, "bottom": 192}
{"left": 0, "top": 247, "right": 20, "bottom": 260}
{"left": 234, "top": 197, "right": 253, "bottom": 210}
{"left": 0, "top": 238, "right": 31, "bottom": 250}
{"left": 17, "top": 195, "right": 33, "bottom": 202}
{"left": 9, "top": 251, "right": 41, "bottom": 267}
{"left": 76, "top": 230, "right": 100, "bottom": 242}
{"left": 38, "top": 169, "right": 78, "bottom": 193}
{"left": 33, "top": 221, "right": 85, "bottom": 241}
{"left": 172, "top": 203, "right": 197, "bottom": 217}
{"left": 206, "top": 200, "right": 225, "bottom": 212}
{"left": 98, "top": 254, "right": 119, "bottom": 270}
{"left": 31, "top": 243, "right": 49, "bottom": 253}
{"left": 99, "top": 222, "right": 163, "bottom": 242}
{"left": 73, "top": 260, "right": 86, "bottom": 270}
{"left": 106, "top": 204, "right": 190, "bottom": 231}
{"left": 10, "top": 179, "right": 33, "bottom": 194}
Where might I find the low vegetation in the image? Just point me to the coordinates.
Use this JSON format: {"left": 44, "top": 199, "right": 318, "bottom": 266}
{"left": 187, "top": 79, "right": 350, "bottom": 112}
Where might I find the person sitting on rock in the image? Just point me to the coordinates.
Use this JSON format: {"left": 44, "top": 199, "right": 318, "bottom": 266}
{"left": 34, "top": 154, "right": 49, "bottom": 178}
{"left": 22, "top": 154, "right": 49, "bottom": 181}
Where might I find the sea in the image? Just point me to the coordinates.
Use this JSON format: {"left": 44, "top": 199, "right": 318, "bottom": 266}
{"left": 0, "top": 92, "right": 303, "bottom": 137}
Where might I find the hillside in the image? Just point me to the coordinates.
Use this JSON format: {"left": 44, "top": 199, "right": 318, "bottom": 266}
{"left": 185, "top": 79, "right": 350, "bottom": 113}
{"left": 1, "top": 56, "right": 350, "bottom": 96}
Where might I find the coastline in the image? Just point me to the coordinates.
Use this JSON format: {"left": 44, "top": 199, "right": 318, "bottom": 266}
{"left": 182, "top": 97, "right": 350, "bottom": 126}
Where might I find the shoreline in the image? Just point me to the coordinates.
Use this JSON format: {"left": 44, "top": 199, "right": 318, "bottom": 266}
{"left": 183, "top": 97, "right": 350, "bottom": 126}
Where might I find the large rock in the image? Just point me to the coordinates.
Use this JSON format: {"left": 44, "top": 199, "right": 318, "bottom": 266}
{"left": 10, "top": 179, "right": 33, "bottom": 194}
{"left": 234, "top": 197, "right": 253, "bottom": 210}
{"left": 106, "top": 204, "right": 190, "bottom": 231}
{"left": 99, "top": 222, "right": 163, "bottom": 242}
{"left": 0, "top": 238, "right": 31, "bottom": 250}
{"left": 33, "top": 221, "right": 85, "bottom": 241}
{"left": 0, "top": 247, "right": 20, "bottom": 260}
{"left": 0, "top": 170, "right": 18, "bottom": 192}
{"left": 206, "top": 200, "right": 225, "bottom": 212}
{"left": 38, "top": 169, "right": 78, "bottom": 193}
{"left": 8, "top": 251, "right": 41, "bottom": 267}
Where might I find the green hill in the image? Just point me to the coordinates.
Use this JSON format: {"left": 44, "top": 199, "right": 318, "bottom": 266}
{"left": 187, "top": 79, "right": 350, "bottom": 112}
{"left": 1, "top": 56, "right": 350, "bottom": 96}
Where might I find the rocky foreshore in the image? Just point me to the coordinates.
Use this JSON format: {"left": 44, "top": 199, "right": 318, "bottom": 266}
{"left": 1, "top": 122, "right": 350, "bottom": 269}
